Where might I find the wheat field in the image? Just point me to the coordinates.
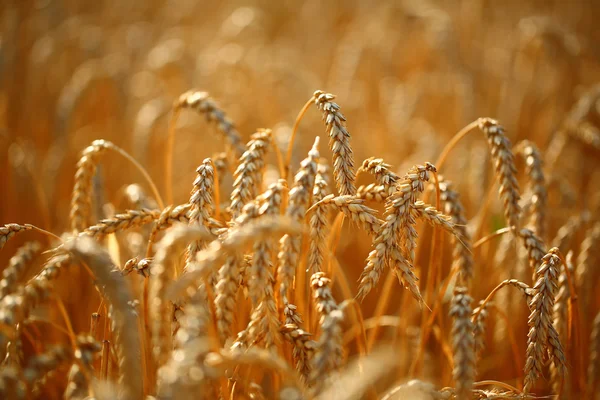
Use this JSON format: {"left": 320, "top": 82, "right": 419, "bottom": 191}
{"left": 1, "top": 0, "right": 600, "bottom": 399}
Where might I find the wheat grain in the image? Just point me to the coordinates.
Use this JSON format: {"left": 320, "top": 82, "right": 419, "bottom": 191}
{"left": 356, "top": 183, "right": 389, "bottom": 202}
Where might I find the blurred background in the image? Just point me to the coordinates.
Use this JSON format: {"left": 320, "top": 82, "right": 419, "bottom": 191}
{"left": 1, "top": 0, "right": 600, "bottom": 395}
{"left": 2, "top": 0, "right": 599, "bottom": 228}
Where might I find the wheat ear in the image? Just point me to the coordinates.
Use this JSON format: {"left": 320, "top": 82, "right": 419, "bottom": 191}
{"left": 184, "top": 159, "right": 215, "bottom": 273}
{"left": 230, "top": 129, "right": 272, "bottom": 219}
{"left": 439, "top": 178, "right": 474, "bottom": 282}
{"left": 519, "top": 228, "right": 547, "bottom": 282}
{"left": 587, "top": 311, "right": 600, "bottom": 398}
{"left": 64, "top": 335, "right": 102, "bottom": 400}
{"left": 281, "top": 303, "right": 316, "bottom": 381}
{"left": 70, "top": 139, "right": 163, "bottom": 233}
{"left": 524, "top": 248, "right": 565, "bottom": 394}
{"left": 175, "top": 90, "right": 246, "bottom": 158}
{"left": 516, "top": 140, "right": 547, "bottom": 239}
{"left": 308, "top": 163, "right": 330, "bottom": 273}
{"left": 214, "top": 203, "right": 261, "bottom": 343}
{"left": 357, "top": 157, "right": 399, "bottom": 198}
{"left": 0, "top": 242, "right": 41, "bottom": 298}
{"left": 170, "top": 216, "right": 302, "bottom": 305}
{"left": 148, "top": 225, "right": 213, "bottom": 369}
{"left": 0, "top": 224, "right": 34, "bottom": 251}
{"left": 314, "top": 90, "right": 356, "bottom": 196}
{"left": 312, "top": 195, "right": 382, "bottom": 236}
{"left": 278, "top": 137, "right": 319, "bottom": 306}
{"left": 478, "top": 118, "right": 522, "bottom": 229}
{"left": 357, "top": 163, "right": 436, "bottom": 303}
{"left": 309, "top": 272, "right": 343, "bottom": 394}
{"left": 247, "top": 182, "right": 285, "bottom": 350}
{"left": 450, "top": 287, "right": 475, "bottom": 400}
{"left": 84, "top": 208, "right": 161, "bottom": 239}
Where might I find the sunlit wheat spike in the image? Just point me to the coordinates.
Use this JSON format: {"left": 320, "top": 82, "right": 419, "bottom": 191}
{"left": 314, "top": 90, "right": 356, "bottom": 196}
{"left": 176, "top": 90, "right": 246, "bottom": 158}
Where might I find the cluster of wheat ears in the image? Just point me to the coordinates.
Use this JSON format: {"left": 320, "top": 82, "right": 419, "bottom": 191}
{"left": 2, "top": 83, "right": 600, "bottom": 399}
{"left": 3, "top": 1, "right": 600, "bottom": 400}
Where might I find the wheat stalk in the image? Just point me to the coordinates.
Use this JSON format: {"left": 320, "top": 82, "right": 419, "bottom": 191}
{"left": 65, "top": 237, "right": 144, "bottom": 400}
